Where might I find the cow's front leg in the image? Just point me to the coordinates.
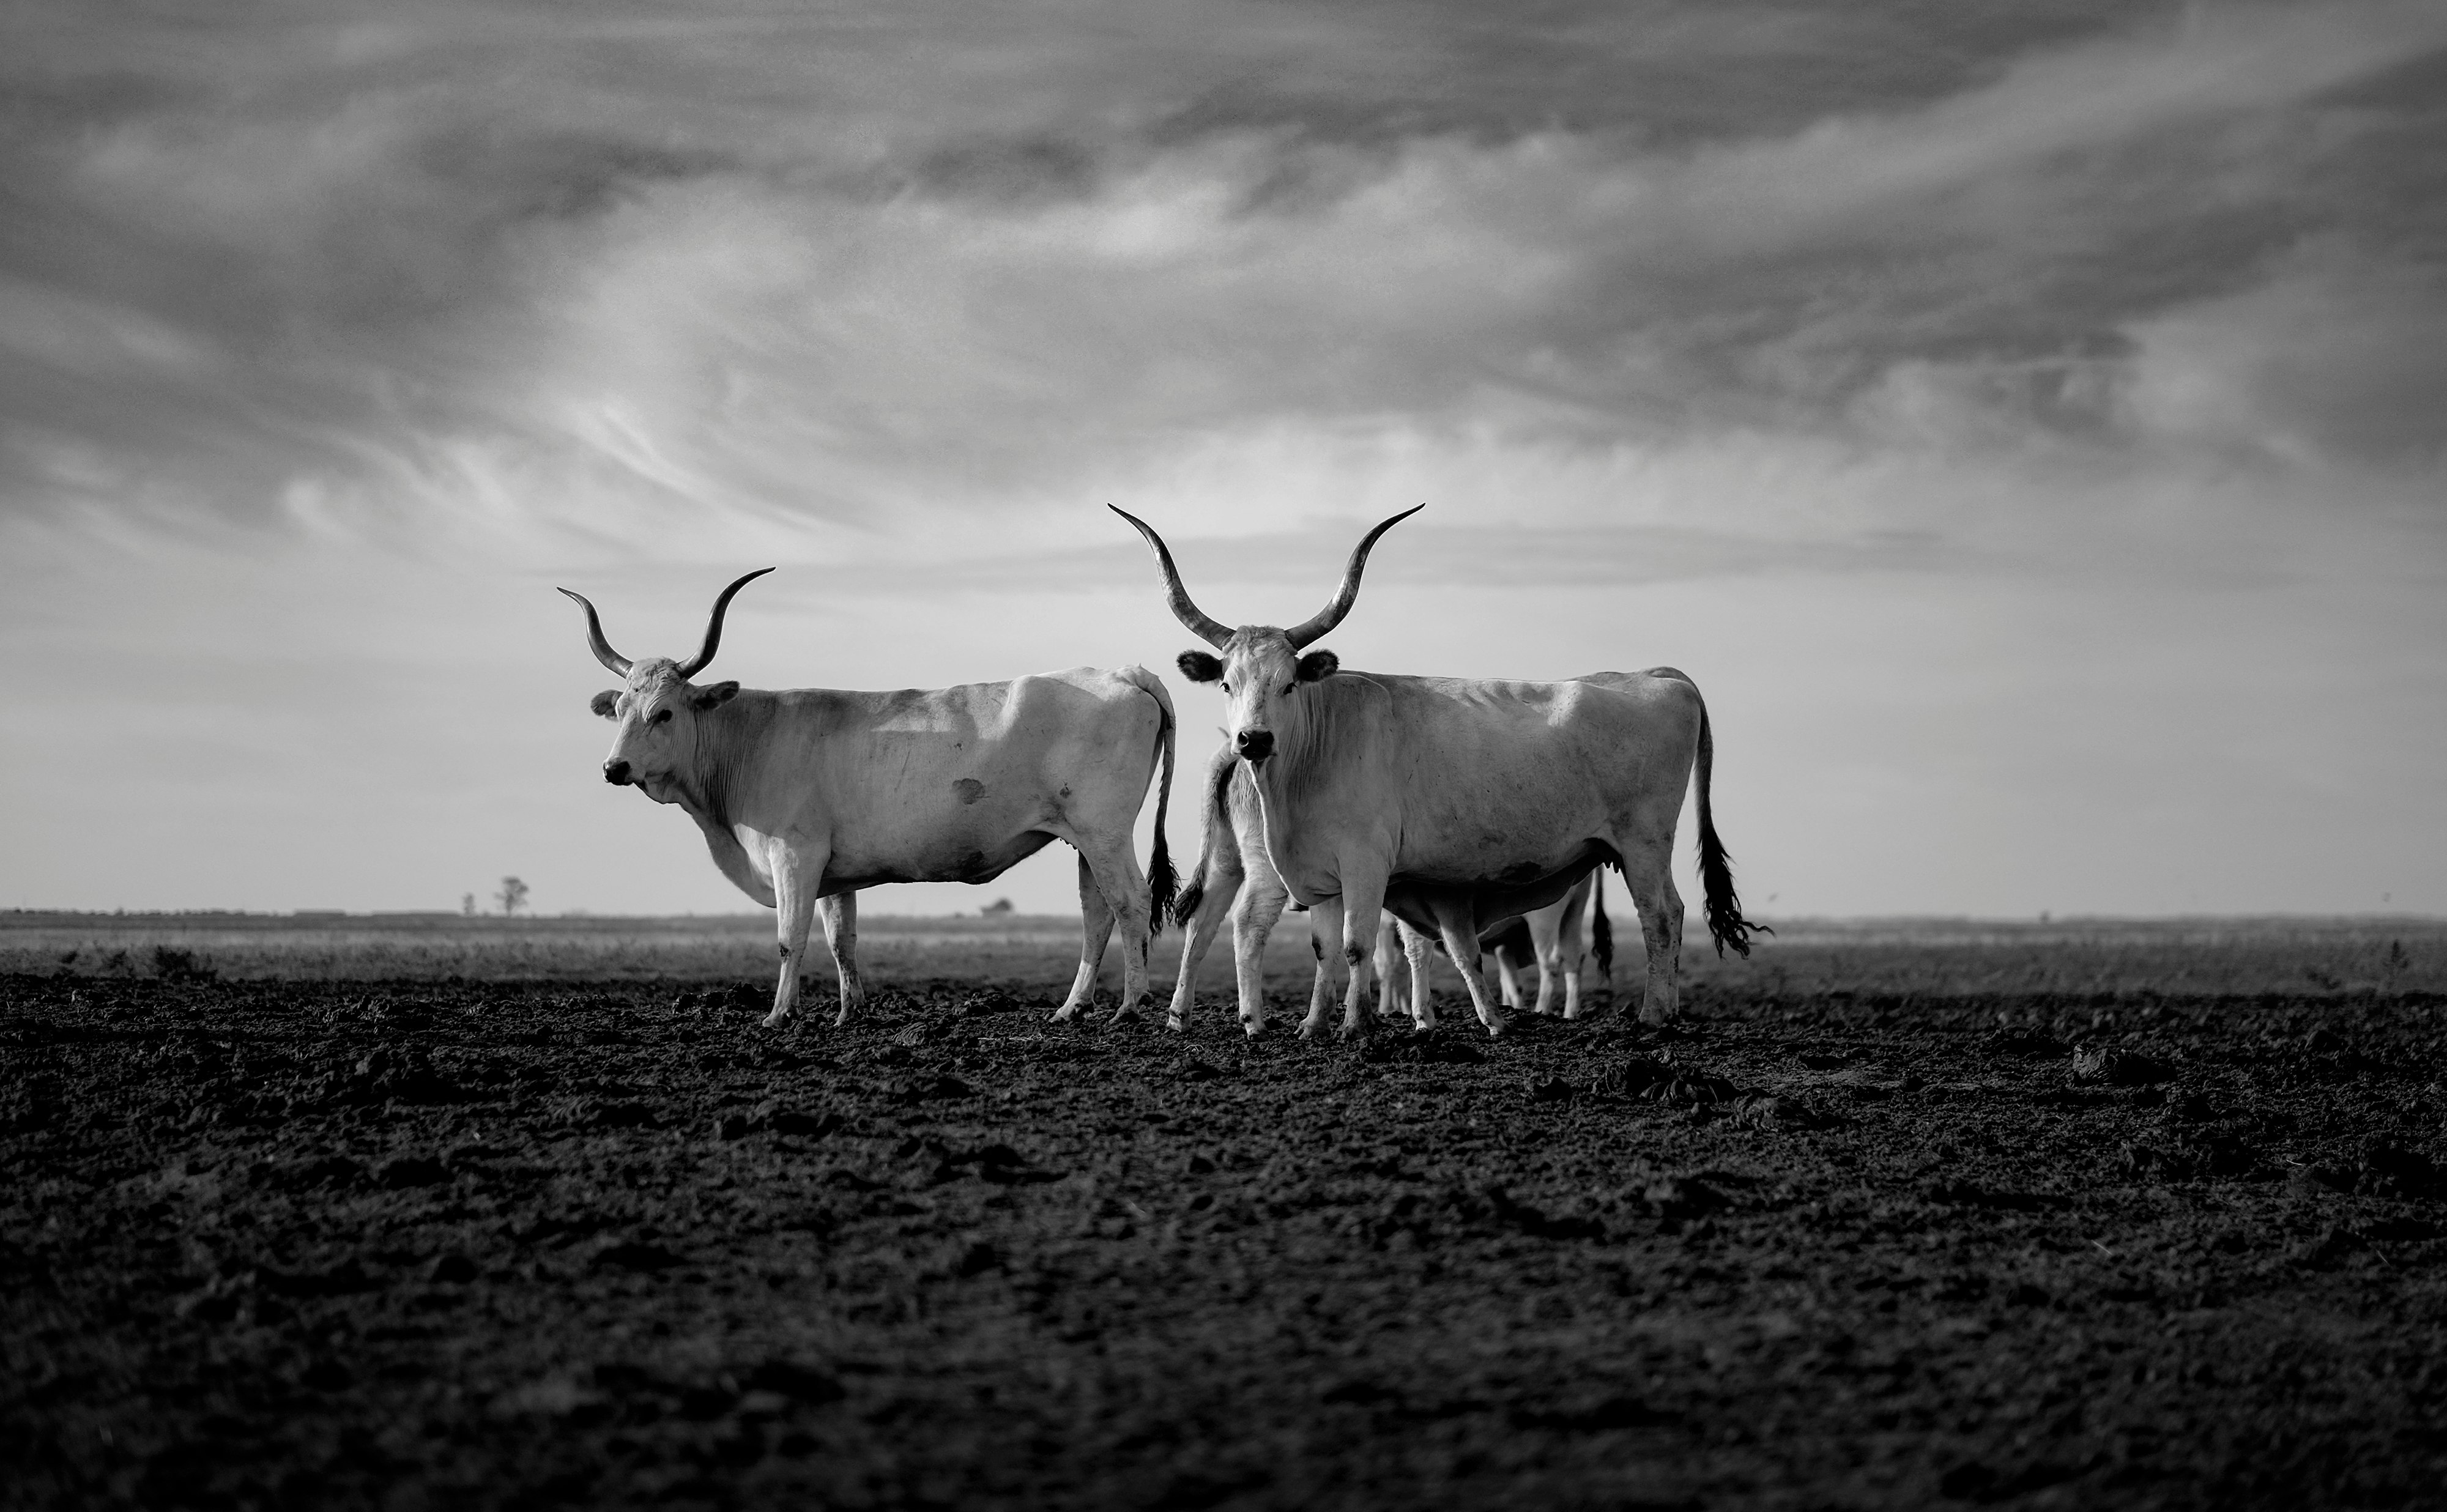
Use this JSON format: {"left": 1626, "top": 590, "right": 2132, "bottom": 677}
{"left": 763, "top": 840, "right": 829, "bottom": 1029}
{"left": 1430, "top": 900, "right": 1509, "bottom": 1037}
{"left": 817, "top": 891, "right": 866, "bottom": 1026}
{"left": 1298, "top": 896, "right": 1345, "bottom": 1040}
{"left": 1053, "top": 853, "right": 1116, "bottom": 1024}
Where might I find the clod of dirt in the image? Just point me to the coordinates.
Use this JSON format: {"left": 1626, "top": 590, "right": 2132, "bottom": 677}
{"left": 1357, "top": 1034, "right": 1487, "bottom": 1066}
{"left": 2071, "top": 1047, "right": 2173, "bottom": 1086}
{"left": 957, "top": 989, "right": 1025, "bottom": 1017}
{"left": 1921, "top": 1181, "right": 2066, "bottom": 1213}
{"left": 344, "top": 1046, "right": 463, "bottom": 1105}
{"left": 715, "top": 1112, "right": 752, "bottom": 1142}
{"left": 1989, "top": 1031, "right": 2067, "bottom": 1058}
{"left": 891, "top": 1073, "right": 976, "bottom": 1103}
{"left": 428, "top": 1253, "right": 480, "bottom": 1285}
{"left": 1474, "top": 1185, "right": 1606, "bottom": 1242}
{"left": 2354, "top": 1139, "right": 2440, "bottom": 1200}
{"left": 252, "top": 1259, "right": 384, "bottom": 1298}
{"left": 1176, "top": 1059, "right": 1226, "bottom": 1082}
{"left": 261, "top": 1155, "right": 366, "bottom": 1191}
{"left": 1528, "top": 1075, "right": 1575, "bottom": 1103}
{"left": 591, "top": 1241, "right": 686, "bottom": 1273}
{"left": 952, "top": 1240, "right": 1004, "bottom": 1277}
{"left": 743, "top": 1360, "right": 844, "bottom": 1404}
{"left": 1642, "top": 1175, "right": 1725, "bottom": 1223}
{"left": 300, "top": 1359, "right": 355, "bottom": 1392}
{"left": 574, "top": 1099, "right": 659, "bottom": 1131}
{"left": 1508, "top": 1392, "right": 1666, "bottom": 1431}
{"left": 2289, "top": 1163, "right": 2356, "bottom": 1196}
{"left": 377, "top": 1155, "right": 451, "bottom": 1188}
{"left": 1731, "top": 1094, "right": 1836, "bottom": 1132}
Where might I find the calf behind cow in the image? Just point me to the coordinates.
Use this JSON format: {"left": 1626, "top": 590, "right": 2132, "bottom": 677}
{"left": 561, "top": 570, "right": 1177, "bottom": 1028}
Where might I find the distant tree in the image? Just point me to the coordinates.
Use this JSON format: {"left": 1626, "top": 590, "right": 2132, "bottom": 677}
{"left": 497, "top": 876, "right": 530, "bottom": 917}
{"left": 461, "top": 893, "right": 476, "bottom": 917}
{"left": 982, "top": 897, "right": 1014, "bottom": 916}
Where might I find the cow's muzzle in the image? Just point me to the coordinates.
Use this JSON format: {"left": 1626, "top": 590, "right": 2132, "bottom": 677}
{"left": 602, "top": 759, "right": 632, "bottom": 785}
{"left": 1235, "top": 728, "right": 1274, "bottom": 763}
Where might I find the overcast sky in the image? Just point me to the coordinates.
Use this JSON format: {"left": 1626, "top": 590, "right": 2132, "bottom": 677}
{"left": 4, "top": 0, "right": 2443, "bottom": 919}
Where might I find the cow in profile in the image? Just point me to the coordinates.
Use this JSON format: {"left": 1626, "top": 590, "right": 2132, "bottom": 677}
{"left": 562, "top": 569, "right": 1176, "bottom": 1028}
{"left": 1114, "top": 506, "right": 1761, "bottom": 1036}
{"left": 1377, "top": 872, "right": 1613, "bottom": 1025}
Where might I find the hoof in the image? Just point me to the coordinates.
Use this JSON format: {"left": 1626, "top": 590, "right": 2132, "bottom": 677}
{"left": 1240, "top": 1018, "right": 1264, "bottom": 1039}
{"left": 760, "top": 1009, "right": 790, "bottom": 1029}
{"left": 1164, "top": 1015, "right": 1187, "bottom": 1034}
{"left": 1049, "top": 1006, "right": 1079, "bottom": 1025}
{"left": 1103, "top": 1004, "right": 1141, "bottom": 1027}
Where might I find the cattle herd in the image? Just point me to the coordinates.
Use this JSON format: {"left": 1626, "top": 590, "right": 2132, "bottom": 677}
{"left": 563, "top": 507, "right": 1763, "bottom": 1039}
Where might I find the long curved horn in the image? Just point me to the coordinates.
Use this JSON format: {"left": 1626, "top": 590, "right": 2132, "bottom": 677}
{"left": 1285, "top": 505, "right": 1422, "bottom": 649}
{"left": 1109, "top": 506, "right": 1230, "bottom": 650}
{"left": 556, "top": 587, "right": 631, "bottom": 676}
{"left": 675, "top": 568, "right": 775, "bottom": 679}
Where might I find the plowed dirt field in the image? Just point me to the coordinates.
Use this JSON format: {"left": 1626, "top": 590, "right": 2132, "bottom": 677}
{"left": 5, "top": 921, "right": 2445, "bottom": 1510}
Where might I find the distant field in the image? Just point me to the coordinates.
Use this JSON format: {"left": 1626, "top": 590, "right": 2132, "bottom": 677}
{"left": 3, "top": 910, "right": 2441, "bottom": 1003}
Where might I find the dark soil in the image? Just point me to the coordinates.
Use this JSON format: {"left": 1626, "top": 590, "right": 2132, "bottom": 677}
{"left": 5, "top": 971, "right": 2446, "bottom": 1510}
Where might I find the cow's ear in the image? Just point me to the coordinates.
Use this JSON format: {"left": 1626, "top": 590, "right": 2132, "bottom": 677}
{"left": 1177, "top": 651, "right": 1224, "bottom": 683}
{"left": 1296, "top": 649, "right": 1339, "bottom": 683}
{"left": 689, "top": 680, "right": 740, "bottom": 711}
{"left": 590, "top": 689, "right": 621, "bottom": 719}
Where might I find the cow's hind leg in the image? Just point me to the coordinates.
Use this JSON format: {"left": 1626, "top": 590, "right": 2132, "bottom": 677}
{"left": 1428, "top": 899, "right": 1509, "bottom": 1037}
{"left": 1618, "top": 837, "right": 1685, "bottom": 1025}
{"left": 1527, "top": 900, "right": 1567, "bottom": 1017}
{"left": 1052, "top": 853, "right": 1117, "bottom": 1024}
{"left": 1227, "top": 868, "right": 1290, "bottom": 1036}
{"left": 762, "top": 842, "right": 829, "bottom": 1029}
{"left": 818, "top": 891, "right": 866, "bottom": 1026}
{"left": 1331, "top": 878, "right": 1389, "bottom": 1041}
{"left": 1551, "top": 881, "right": 1590, "bottom": 1020}
{"left": 1079, "top": 841, "right": 1155, "bottom": 1025}
{"left": 1403, "top": 922, "right": 1438, "bottom": 1031}
{"left": 1165, "top": 857, "right": 1242, "bottom": 1034}
{"left": 1372, "top": 913, "right": 1408, "bottom": 1022}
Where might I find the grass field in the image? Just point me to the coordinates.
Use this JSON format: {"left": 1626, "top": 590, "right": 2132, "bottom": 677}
{"left": 6, "top": 910, "right": 2441, "bottom": 1006}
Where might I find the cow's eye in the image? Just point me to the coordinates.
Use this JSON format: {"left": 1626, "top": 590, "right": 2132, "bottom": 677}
{"left": 1220, "top": 681, "right": 1233, "bottom": 694}
{"left": 651, "top": 708, "right": 673, "bottom": 726}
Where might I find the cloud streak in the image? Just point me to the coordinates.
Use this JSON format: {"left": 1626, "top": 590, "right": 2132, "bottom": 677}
{"left": 2, "top": 1, "right": 2443, "bottom": 916}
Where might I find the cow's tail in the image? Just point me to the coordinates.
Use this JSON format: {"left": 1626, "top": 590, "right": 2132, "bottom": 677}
{"left": 1589, "top": 875, "right": 1613, "bottom": 980}
{"left": 1172, "top": 744, "right": 1238, "bottom": 928}
{"left": 1690, "top": 693, "right": 1768, "bottom": 958}
{"left": 1131, "top": 668, "right": 1179, "bottom": 933}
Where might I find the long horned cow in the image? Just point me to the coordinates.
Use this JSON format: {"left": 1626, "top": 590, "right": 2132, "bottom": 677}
{"left": 1113, "top": 505, "right": 1761, "bottom": 1036}
{"left": 561, "top": 570, "right": 1178, "bottom": 1028}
